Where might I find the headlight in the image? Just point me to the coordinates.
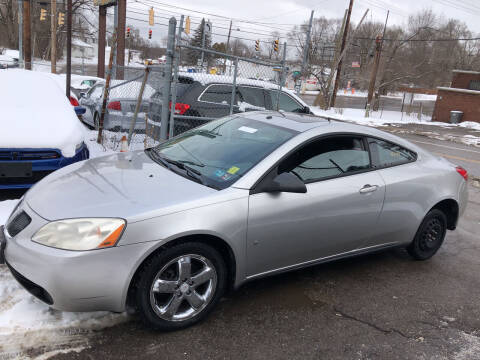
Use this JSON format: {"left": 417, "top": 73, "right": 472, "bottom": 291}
{"left": 32, "top": 218, "right": 126, "bottom": 251}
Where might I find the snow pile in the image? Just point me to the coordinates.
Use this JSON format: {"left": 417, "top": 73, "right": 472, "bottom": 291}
{"left": 0, "top": 266, "right": 128, "bottom": 357}
{"left": 0, "top": 70, "right": 86, "bottom": 157}
{"left": 0, "top": 200, "right": 17, "bottom": 227}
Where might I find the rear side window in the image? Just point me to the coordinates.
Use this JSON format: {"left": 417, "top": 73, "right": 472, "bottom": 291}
{"left": 279, "top": 136, "right": 371, "bottom": 183}
{"left": 199, "top": 84, "right": 239, "bottom": 105}
{"left": 368, "top": 138, "right": 416, "bottom": 168}
{"left": 268, "top": 90, "right": 304, "bottom": 112}
{"left": 238, "top": 87, "right": 265, "bottom": 108}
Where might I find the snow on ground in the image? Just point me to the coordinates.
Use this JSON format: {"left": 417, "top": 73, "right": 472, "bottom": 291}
{"left": 310, "top": 107, "right": 480, "bottom": 146}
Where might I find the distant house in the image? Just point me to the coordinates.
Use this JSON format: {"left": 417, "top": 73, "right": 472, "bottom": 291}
{"left": 432, "top": 70, "right": 480, "bottom": 124}
{"left": 71, "top": 38, "right": 95, "bottom": 59}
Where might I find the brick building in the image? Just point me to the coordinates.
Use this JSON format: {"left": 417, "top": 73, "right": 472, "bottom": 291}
{"left": 432, "top": 70, "right": 480, "bottom": 124}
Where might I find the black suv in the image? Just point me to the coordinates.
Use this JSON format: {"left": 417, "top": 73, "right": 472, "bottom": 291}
{"left": 149, "top": 73, "right": 312, "bottom": 134}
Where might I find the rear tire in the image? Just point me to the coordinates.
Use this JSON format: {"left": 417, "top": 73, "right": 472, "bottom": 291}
{"left": 407, "top": 209, "right": 447, "bottom": 260}
{"left": 135, "top": 242, "right": 227, "bottom": 331}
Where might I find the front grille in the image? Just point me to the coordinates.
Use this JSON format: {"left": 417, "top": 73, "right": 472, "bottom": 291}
{"left": 0, "top": 150, "right": 60, "bottom": 161}
{"left": 6, "top": 262, "right": 54, "bottom": 305}
{"left": 6, "top": 211, "right": 31, "bottom": 237}
{"left": 0, "top": 170, "right": 54, "bottom": 185}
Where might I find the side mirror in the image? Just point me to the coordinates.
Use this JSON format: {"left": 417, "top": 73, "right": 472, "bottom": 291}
{"left": 303, "top": 106, "right": 311, "bottom": 114}
{"left": 74, "top": 106, "right": 86, "bottom": 115}
{"left": 79, "top": 92, "right": 86, "bottom": 98}
{"left": 258, "top": 172, "right": 307, "bottom": 194}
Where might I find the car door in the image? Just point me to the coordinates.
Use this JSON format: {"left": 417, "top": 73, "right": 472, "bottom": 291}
{"left": 237, "top": 86, "right": 266, "bottom": 112}
{"left": 246, "top": 134, "right": 386, "bottom": 277}
{"left": 196, "top": 84, "right": 240, "bottom": 118}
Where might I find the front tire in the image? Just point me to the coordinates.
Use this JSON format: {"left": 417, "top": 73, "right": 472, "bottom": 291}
{"left": 407, "top": 209, "right": 447, "bottom": 260}
{"left": 135, "top": 242, "right": 227, "bottom": 331}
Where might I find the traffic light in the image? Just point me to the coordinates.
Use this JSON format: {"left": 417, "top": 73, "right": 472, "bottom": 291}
{"left": 273, "top": 39, "right": 279, "bottom": 52}
{"left": 185, "top": 16, "right": 191, "bottom": 35}
{"left": 255, "top": 40, "right": 260, "bottom": 52}
{"left": 126, "top": 27, "right": 131, "bottom": 38}
{"left": 148, "top": 29, "right": 152, "bottom": 40}
{"left": 149, "top": 7, "right": 154, "bottom": 26}
{"left": 58, "top": 12, "right": 65, "bottom": 26}
{"left": 40, "top": 8, "right": 47, "bottom": 21}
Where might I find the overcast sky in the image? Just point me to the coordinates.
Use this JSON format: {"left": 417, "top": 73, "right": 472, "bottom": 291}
{"left": 120, "top": 0, "right": 480, "bottom": 45}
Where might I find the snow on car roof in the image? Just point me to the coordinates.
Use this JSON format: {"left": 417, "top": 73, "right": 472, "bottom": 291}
{"left": 0, "top": 70, "right": 85, "bottom": 157}
{"left": 94, "top": 79, "right": 156, "bottom": 100}
{"left": 177, "top": 72, "right": 308, "bottom": 107}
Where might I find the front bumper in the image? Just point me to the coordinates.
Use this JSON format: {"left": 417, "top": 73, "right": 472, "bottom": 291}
{"left": 0, "top": 144, "right": 90, "bottom": 190}
{"left": 2, "top": 204, "right": 153, "bottom": 312}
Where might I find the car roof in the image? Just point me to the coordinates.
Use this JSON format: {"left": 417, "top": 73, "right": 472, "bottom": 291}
{"left": 235, "top": 111, "right": 424, "bottom": 148}
{"left": 236, "top": 111, "right": 337, "bottom": 132}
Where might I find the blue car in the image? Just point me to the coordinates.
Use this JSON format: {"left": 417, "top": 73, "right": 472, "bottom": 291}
{"left": 0, "top": 145, "right": 89, "bottom": 189}
{"left": 0, "top": 70, "right": 90, "bottom": 190}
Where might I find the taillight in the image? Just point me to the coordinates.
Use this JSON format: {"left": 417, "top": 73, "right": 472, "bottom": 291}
{"left": 456, "top": 166, "right": 468, "bottom": 181}
{"left": 107, "top": 101, "right": 122, "bottom": 111}
{"left": 169, "top": 101, "right": 190, "bottom": 115}
{"left": 69, "top": 96, "right": 79, "bottom": 106}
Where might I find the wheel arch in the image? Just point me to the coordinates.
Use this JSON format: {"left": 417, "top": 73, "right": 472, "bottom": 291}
{"left": 429, "top": 198, "right": 459, "bottom": 230}
{"left": 125, "top": 234, "right": 237, "bottom": 311}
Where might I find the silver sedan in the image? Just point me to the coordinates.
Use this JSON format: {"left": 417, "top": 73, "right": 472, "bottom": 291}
{"left": 1, "top": 112, "right": 468, "bottom": 330}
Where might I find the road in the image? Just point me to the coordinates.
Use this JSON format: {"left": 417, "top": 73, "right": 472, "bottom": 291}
{"left": 0, "top": 133, "right": 479, "bottom": 359}
{"left": 301, "top": 94, "right": 436, "bottom": 116}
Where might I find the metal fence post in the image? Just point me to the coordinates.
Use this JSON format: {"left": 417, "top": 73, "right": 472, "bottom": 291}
{"left": 169, "top": 15, "right": 184, "bottom": 138}
{"left": 160, "top": 17, "right": 176, "bottom": 141}
{"left": 229, "top": 57, "right": 239, "bottom": 115}
{"left": 276, "top": 42, "right": 287, "bottom": 111}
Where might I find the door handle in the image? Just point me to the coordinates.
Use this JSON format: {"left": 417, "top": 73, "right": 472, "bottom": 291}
{"left": 359, "top": 184, "right": 378, "bottom": 194}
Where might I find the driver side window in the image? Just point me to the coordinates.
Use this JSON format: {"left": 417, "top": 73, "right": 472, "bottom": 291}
{"left": 278, "top": 136, "right": 371, "bottom": 183}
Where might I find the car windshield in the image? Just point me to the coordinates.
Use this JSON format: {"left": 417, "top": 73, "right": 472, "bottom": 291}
{"left": 147, "top": 116, "right": 297, "bottom": 190}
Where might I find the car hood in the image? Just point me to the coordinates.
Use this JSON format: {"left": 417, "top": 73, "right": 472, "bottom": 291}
{"left": 25, "top": 151, "right": 219, "bottom": 221}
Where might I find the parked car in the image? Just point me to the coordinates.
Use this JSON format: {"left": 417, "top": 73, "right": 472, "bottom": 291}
{"left": 0, "top": 70, "right": 89, "bottom": 189}
{"left": 148, "top": 72, "right": 312, "bottom": 134}
{"left": 1, "top": 112, "right": 467, "bottom": 331}
{"left": 79, "top": 80, "right": 155, "bottom": 131}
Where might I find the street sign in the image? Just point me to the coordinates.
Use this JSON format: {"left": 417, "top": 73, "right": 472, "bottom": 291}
{"left": 93, "top": 0, "right": 117, "bottom": 6}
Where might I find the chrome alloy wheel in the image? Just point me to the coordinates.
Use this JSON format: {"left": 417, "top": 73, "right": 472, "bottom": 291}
{"left": 149, "top": 254, "right": 217, "bottom": 322}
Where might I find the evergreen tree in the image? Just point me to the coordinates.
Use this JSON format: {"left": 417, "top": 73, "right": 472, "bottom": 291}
{"left": 186, "top": 18, "right": 212, "bottom": 66}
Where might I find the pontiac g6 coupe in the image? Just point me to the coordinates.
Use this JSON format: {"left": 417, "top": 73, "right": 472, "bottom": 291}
{"left": 1, "top": 112, "right": 468, "bottom": 330}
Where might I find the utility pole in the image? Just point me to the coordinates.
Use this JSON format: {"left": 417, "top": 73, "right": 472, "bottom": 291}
{"left": 116, "top": 0, "right": 126, "bottom": 79}
{"left": 112, "top": 3, "right": 118, "bottom": 79}
{"left": 330, "top": 0, "right": 354, "bottom": 107}
{"left": 23, "top": 0, "right": 31, "bottom": 70}
{"left": 301, "top": 10, "right": 314, "bottom": 75}
{"left": 200, "top": 19, "right": 206, "bottom": 67}
{"left": 50, "top": 0, "right": 57, "bottom": 73}
{"left": 18, "top": 0, "right": 23, "bottom": 67}
{"left": 66, "top": 0, "right": 72, "bottom": 98}
{"left": 366, "top": 10, "right": 389, "bottom": 113}
{"left": 97, "top": 6, "right": 106, "bottom": 78}
{"left": 223, "top": 20, "right": 232, "bottom": 74}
